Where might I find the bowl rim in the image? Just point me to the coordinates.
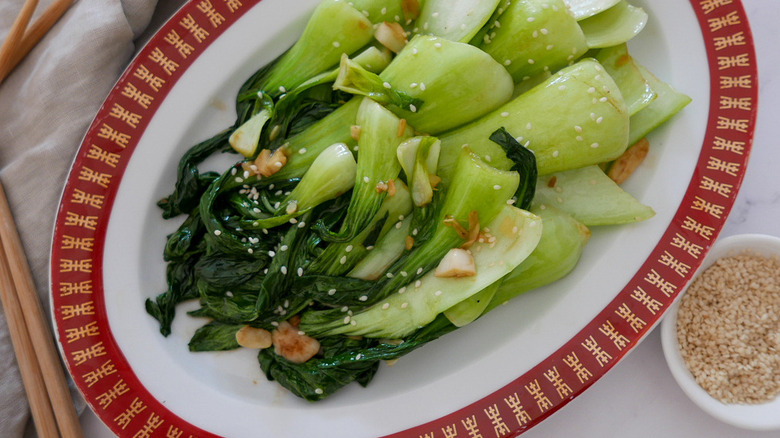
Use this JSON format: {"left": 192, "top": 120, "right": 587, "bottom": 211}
{"left": 660, "top": 233, "right": 780, "bottom": 431}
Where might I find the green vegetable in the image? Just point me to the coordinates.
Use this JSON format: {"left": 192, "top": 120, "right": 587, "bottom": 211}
{"left": 484, "top": 204, "right": 591, "bottom": 313}
{"left": 533, "top": 165, "right": 654, "bottom": 226}
{"left": 563, "top": 0, "right": 622, "bottom": 20}
{"left": 301, "top": 205, "right": 542, "bottom": 338}
{"left": 628, "top": 63, "right": 692, "bottom": 145}
{"left": 316, "top": 98, "right": 414, "bottom": 242}
{"left": 438, "top": 58, "right": 629, "bottom": 180}
{"left": 475, "top": 0, "right": 589, "bottom": 83}
{"left": 249, "top": 0, "right": 375, "bottom": 96}
{"left": 415, "top": 0, "right": 502, "bottom": 42}
{"left": 579, "top": 1, "right": 648, "bottom": 49}
{"left": 379, "top": 35, "right": 515, "bottom": 133}
{"left": 396, "top": 136, "right": 441, "bottom": 207}
{"left": 594, "top": 43, "right": 656, "bottom": 116}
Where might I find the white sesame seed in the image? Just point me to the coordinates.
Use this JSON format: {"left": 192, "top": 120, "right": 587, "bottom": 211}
{"left": 278, "top": 86, "right": 286, "bottom": 93}
{"left": 493, "top": 184, "right": 502, "bottom": 190}
{"left": 382, "top": 303, "right": 390, "bottom": 310}
{"left": 588, "top": 87, "right": 596, "bottom": 94}
{"left": 401, "top": 302, "right": 409, "bottom": 309}
{"left": 528, "top": 58, "right": 535, "bottom": 64}
{"left": 280, "top": 245, "right": 288, "bottom": 251}
{"left": 527, "top": 16, "right": 535, "bottom": 22}
{"left": 400, "top": 271, "right": 408, "bottom": 277}
{"left": 591, "top": 142, "right": 600, "bottom": 148}
{"left": 346, "top": 245, "right": 353, "bottom": 252}
{"left": 599, "top": 96, "right": 608, "bottom": 102}
{"left": 399, "top": 287, "right": 406, "bottom": 294}
{"left": 558, "top": 85, "right": 566, "bottom": 91}
{"left": 540, "top": 28, "right": 549, "bottom": 35}
{"left": 576, "top": 136, "right": 584, "bottom": 141}
{"left": 213, "top": 229, "right": 222, "bottom": 236}
{"left": 235, "top": 177, "right": 244, "bottom": 183}
{"left": 387, "top": 272, "right": 394, "bottom": 278}
{"left": 328, "top": 288, "right": 336, "bottom": 295}
{"left": 417, "top": 268, "right": 423, "bottom": 275}
{"left": 363, "top": 176, "right": 370, "bottom": 183}
{"left": 552, "top": 150, "right": 559, "bottom": 157}
{"left": 419, "top": 83, "right": 426, "bottom": 91}
{"left": 574, "top": 125, "right": 583, "bottom": 133}
{"left": 299, "top": 148, "right": 307, "bottom": 154}
{"left": 395, "top": 221, "right": 403, "bottom": 229}
{"left": 383, "top": 81, "right": 392, "bottom": 89}
{"left": 412, "top": 47, "right": 418, "bottom": 54}
{"left": 315, "top": 388, "right": 323, "bottom": 395}
{"left": 269, "top": 250, "right": 276, "bottom": 257}
{"left": 248, "top": 248, "right": 254, "bottom": 254}
{"left": 434, "top": 42, "right": 442, "bottom": 48}
{"left": 526, "top": 122, "right": 532, "bottom": 130}
{"left": 504, "top": 59, "right": 512, "bottom": 66}
{"left": 344, "top": 316, "right": 351, "bottom": 324}
{"left": 410, "top": 82, "right": 418, "bottom": 88}
{"left": 596, "top": 117, "right": 603, "bottom": 124}
{"left": 281, "top": 266, "right": 287, "bottom": 275}
{"left": 359, "top": 295, "right": 368, "bottom": 301}
{"left": 340, "top": 256, "right": 347, "bottom": 265}
{"left": 415, "top": 280, "right": 422, "bottom": 288}
{"left": 435, "top": 290, "right": 442, "bottom": 296}
{"left": 409, "top": 104, "right": 417, "bottom": 112}
{"left": 297, "top": 267, "right": 303, "bottom": 277}
{"left": 501, "top": 111, "right": 510, "bottom": 117}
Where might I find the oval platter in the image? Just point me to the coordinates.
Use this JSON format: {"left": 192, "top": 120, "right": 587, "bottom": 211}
{"left": 50, "top": 0, "right": 757, "bottom": 436}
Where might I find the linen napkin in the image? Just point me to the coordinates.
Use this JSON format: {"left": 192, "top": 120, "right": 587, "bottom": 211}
{"left": 0, "top": 0, "right": 158, "bottom": 436}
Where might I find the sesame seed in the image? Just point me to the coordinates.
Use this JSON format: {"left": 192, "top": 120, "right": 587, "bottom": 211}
{"left": 588, "top": 87, "right": 596, "bottom": 94}
{"left": 401, "top": 302, "right": 409, "bottom": 309}
{"left": 363, "top": 176, "right": 370, "bottom": 183}
{"left": 400, "top": 271, "right": 408, "bottom": 277}
{"left": 297, "top": 267, "right": 303, "bottom": 277}
{"left": 359, "top": 295, "right": 368, "bottom": 301}
{"left": 552, "top": 150, "right": 559, "bottom": 157}
{"left": 399, "top": 287, "right": 406, "bottom": 294}
{"left": 493, "top": 184, "right": 502, "bottom": 190}
{"left": 278, "top": 86, "right": 286, "bottom": 93}
{"left": 410, "top": 82, "right": 418, "bottom": 88}
{"left": 412, "top": 48, "right": 418, "bottom": 54}
{"left": 435, "top": 290, "right": 442, "bottom": 296}
{"left": 235, "top": 177, "right": 244, "bottom": 183}
{"left": 387, "top": 272, "right": 394, "bottom": 278}
{"left": 383, "top": 81, "right": 392, "bottom": 89}
{"left": 419, "top": 83, "right": 426, "bottom": 91}
{"left": 346, "top": 245, "right": 353, "bottom": 252}
{"left": 504, "top": 59, "right": 512, "bottom": 66}
{"left": 574, "top": 125, "right": 583, "bottom": 133}
{"left": 395, "top": 221, "right": 403, "bottom": 229}
{"left": 596, "top": 117, "right": 603, "bottom": 124}
{"left": 540, "top": 28, "right": 549, "bottom": 35}
{"left": 600, "top": 97, "right": 608, "bottom": 102}
{"left": 213, "top": 230, "right": 222, "bottom": 236}
{"left": 299, "top": 148, "right": 307, "bottom": 154}
{"left": 417, "top": 267, "right": 423, "bottom": 275}
{"left": 315, "top": 388, "right": 324, "bottom": 395}
{"left": 333, "top": 41, "right": 340, "bottom": 47}
{"left": 280, "top": 245, "right": 288, "bottom": 251}
{"left": 526, "top": 122, "right": 532, "bottom": 130}
{"left": 546, "top": 44, "right": 554, "bottom": 50}
{"left": 382, "top": 303, "right": 390, "bottom": 310}
{"left": 328, "top": 288, "right": 336, "bottom": 295}
{"left": 434, "top": 42, "right": 442, "bottom": 48}
{"left": 527, "top": 58, "right": 535, "bottom": 64}
{"left": 501, "top": 111, "right": 510, "bottom": 117}
{"left": 409, "top": 104, "right": 417, "bottom": 112}
{"left": 281, "top": 266, "right": 287, "bottom": 275}
{"left": 591, "top": 143, "right": 600, "bottom": 148}
{"left": 344, "top": 316, "right": 351, "bottom": 324}
{"left": 268, "top": 250, "right": 276, "bottom": 257}
{"left": 415, "top": 280, "right": 422, "bottom": 288}
{"left": 340, "top": 256, "right": 347, "bottom": 265}
{"left": 558, "top": 85, "right": 566, "bottom": 91}
{"left": 527, "top": 17, "right": 535, "bottom": 22}
{"left": 248, "top": 248, "right": 254, "bottom": 254}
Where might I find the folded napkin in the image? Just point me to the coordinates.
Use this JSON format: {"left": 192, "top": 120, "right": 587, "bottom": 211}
{"left": 0, "top": 0, "right": 158, "bottom": 436}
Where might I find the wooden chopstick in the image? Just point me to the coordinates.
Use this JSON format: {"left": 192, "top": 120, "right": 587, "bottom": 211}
{"left": 0, "top": 0, "right": 39, "bottom": 83}
{"left": 0, "top": 180, "right": 84, "bottom": 438}
{"left": 0, "top": 237, "right": 60, "bottom": 437}
{"left": 0, "top": 0, "right": 75, "bottom": 85}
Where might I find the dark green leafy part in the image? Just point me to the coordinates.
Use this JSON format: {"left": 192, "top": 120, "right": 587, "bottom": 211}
{"left": 489, "top": 127, "right": 537, "bottom": 210}
{"left": 145, "top": 259, "right": 200, "bottom": 336}
{"left": 258, "top": 315, "right": 457, "bottom": 401}
{"left": 188, "top": 321, "right": 243, "bottom": 351}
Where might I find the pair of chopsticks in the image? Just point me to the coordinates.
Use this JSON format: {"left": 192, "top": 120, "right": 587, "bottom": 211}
{"left": 0, "top": 1, "right": 83, "bottom": 438}
{"left": 0, "top": 0, "right": 75, "bottom": 85}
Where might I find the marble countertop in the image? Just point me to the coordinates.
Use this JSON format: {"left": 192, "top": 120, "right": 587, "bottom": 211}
{"left": 79, "top": 0, "right": 780, "bottom": 436}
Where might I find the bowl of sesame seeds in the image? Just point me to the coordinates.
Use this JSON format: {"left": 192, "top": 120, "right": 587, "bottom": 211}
{"left": 661, "top": 234, "right": 780, "bottom": 431}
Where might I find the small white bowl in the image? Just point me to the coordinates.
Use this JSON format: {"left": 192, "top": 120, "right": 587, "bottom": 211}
{"left": 660, "top": 233, "right": 780, "bottom": 431}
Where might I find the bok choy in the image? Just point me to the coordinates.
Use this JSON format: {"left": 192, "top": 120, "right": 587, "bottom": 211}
{"left": 148, "top": 0, "right": 691, "bottom": 402}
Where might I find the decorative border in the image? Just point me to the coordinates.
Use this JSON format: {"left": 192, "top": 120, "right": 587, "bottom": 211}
{"left": 49, "top": 0, "right": 757, "bottom": 437}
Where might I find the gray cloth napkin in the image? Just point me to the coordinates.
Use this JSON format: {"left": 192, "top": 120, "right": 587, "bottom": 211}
{"left": 0, "top": 0, "right": 158, "bottom": 436}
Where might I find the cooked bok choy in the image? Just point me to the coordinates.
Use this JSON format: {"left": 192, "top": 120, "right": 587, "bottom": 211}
{"left": 148, "top": 0, "right": 691, "bottom": 402}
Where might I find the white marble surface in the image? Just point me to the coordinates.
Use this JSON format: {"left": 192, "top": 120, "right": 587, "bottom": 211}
{"left": 80, "top": 0, "right": 780, "bottom": 436}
